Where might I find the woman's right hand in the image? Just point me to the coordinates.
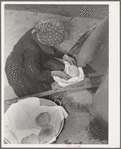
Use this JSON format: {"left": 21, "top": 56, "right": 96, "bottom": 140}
{"left": 63, "top": 54, "right": 77, "bottom": 65}
{"left": 51, "top": 71, "right": 71, "bottom": 80}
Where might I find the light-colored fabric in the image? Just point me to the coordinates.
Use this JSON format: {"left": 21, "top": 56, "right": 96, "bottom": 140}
{"left": 4, "top": 97, "right": 68, "bottom": 144}
{"left": 53, "top": 61, "right": 84, "bottom": 87}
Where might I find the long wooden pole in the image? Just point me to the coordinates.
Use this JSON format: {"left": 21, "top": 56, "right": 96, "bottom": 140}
{"left": 4, "top": 83, "right": 99, "bottom": 107}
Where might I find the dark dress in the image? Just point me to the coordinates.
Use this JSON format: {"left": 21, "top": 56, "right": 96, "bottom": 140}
{"left": 5, "top": 28, "right": 65, "bottom": 98}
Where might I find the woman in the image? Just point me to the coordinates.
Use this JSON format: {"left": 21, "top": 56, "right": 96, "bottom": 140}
{"left": 5, "top": 18, "right": 76, "bottom": 98}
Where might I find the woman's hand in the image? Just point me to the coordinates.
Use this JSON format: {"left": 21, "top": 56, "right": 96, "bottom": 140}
{"left": 51, "top": 71, "right": 71, "bottom": 80}
{"left": 63, "top": 54, "right": 77, "bottom": 65}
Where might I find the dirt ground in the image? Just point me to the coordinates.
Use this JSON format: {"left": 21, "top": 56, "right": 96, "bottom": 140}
{"left": 4, "top": 9, "right": 108, "bottom": 144}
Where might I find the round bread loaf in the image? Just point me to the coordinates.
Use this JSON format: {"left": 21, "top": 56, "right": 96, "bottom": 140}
{"left": 35, "top": 112, "right": 50, "bottom": 127}
{"left": 38, "top": 125, "right": 55, "bottom": 143}
{"left": 21, "top": 133, "right": 40, "bottom": 144}
{"left": 68, "top": 65, "right": 80, "bottom": 77}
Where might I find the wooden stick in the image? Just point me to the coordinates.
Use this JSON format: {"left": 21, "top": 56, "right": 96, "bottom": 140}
{"left": 68, "top": 25, "right": 97, "bottom": 56}
{"left": 4, "top": 84, "right": 99, "bottom": 107}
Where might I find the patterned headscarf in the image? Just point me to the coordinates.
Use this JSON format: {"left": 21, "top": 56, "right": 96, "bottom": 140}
{"left": 34, "top": 18, "right": 65, "bottom": 46}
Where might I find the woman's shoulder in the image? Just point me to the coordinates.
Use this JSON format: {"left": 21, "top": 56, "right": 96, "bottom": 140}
{"left": 14, "top": 28, "right": 39, "bottom": 50}
{"left": 17, "top": 28, "right": 34, "bottom": 43}
{"left": 24, "top": 28, "right": 34, "bottom": 37}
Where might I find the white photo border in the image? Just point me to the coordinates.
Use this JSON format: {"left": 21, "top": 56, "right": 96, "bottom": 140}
{"left": 1, "top": 1, "right": 120, "bottom": 148}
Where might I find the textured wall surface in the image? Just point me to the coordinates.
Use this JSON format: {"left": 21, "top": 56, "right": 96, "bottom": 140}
{"left": 92, "top": 69, "right": 108, "bottom": 122}
{"left": 5, "top": 4, "right": 108, "bottom": 20}
{"left": 89, "top": 70, "right": 108, "bottom": 141}
{"left": 75, "top": 16, "right": 108, "bottom": 77}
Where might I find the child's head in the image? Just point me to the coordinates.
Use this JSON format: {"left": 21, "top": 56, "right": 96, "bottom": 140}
{"left": 68, "top": 65, "right": 80, "bottom": 77}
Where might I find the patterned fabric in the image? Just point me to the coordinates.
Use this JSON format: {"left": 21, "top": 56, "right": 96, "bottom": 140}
{"left": 34, "top": 18, "right": 65, "bottom": 46}
{"left": 6, "top": 60, "right": 18, "bottom": 82}
{"left": 5, "top": 54, "right": 28, "bottom": 97}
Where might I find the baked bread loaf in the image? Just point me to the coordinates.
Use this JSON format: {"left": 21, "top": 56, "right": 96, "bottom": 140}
{"left": 21, "top": 133, "right": 40, "bottom": 144}
{"left": 38, "top": 125, "right": 55, "bottom": 143}
{"left": 68, "top": 65, "right": 80, "bottom": 77}
{"left": 35, "top": 112, "right": 50, "bottom": 127}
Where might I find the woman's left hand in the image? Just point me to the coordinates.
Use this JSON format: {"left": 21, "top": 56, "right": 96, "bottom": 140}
{"left": 63, "top": 54, "right": 77, "bottom": 65}
{"left": 51, "top": 71, "right": 71, "bottom": 80}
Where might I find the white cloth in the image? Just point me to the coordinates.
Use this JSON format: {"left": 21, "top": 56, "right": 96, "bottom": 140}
{"left": 53, "top": 61, "right": 84, "bottom": 87}
{"left": 4, "top": 97, "right": 68, "bottom": 144}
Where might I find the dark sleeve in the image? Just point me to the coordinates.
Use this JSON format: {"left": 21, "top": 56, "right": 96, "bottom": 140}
{"left": 51, "top": 46, "right": 65, "bottom": 58}
{"left": 24, "top": 49, "right": 51, "bottom": 81}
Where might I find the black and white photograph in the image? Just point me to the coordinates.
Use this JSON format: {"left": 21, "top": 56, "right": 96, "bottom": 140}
{"left": 1, "top": 1, "right": 120, "bottom": 148}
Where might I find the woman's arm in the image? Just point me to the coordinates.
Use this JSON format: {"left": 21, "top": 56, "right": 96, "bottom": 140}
{"left": 51, "top": 47, "right": 77, "bottom": 65}
{"left": 63, "top": 54, "right": 77, "bottom": 65}
{"left": 51, "top": 46, "right": 65, "bottom": 58}
{"left": 51, "top": 70, "right": 71, "bottom": 80}
{"left": 24, "top": 51, "right": 70, "bottom": 81}
{"left": 24, "top": 49, "right": 52, "bottom": 81}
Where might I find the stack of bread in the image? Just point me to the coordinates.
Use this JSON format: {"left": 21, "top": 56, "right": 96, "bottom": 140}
{"left": 21, "top": 112, "right": 55, "bottom": 144}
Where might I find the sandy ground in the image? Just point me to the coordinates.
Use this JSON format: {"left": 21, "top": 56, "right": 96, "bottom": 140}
{"left": 3, "top": 9, "right": 106, "bottom": 144}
